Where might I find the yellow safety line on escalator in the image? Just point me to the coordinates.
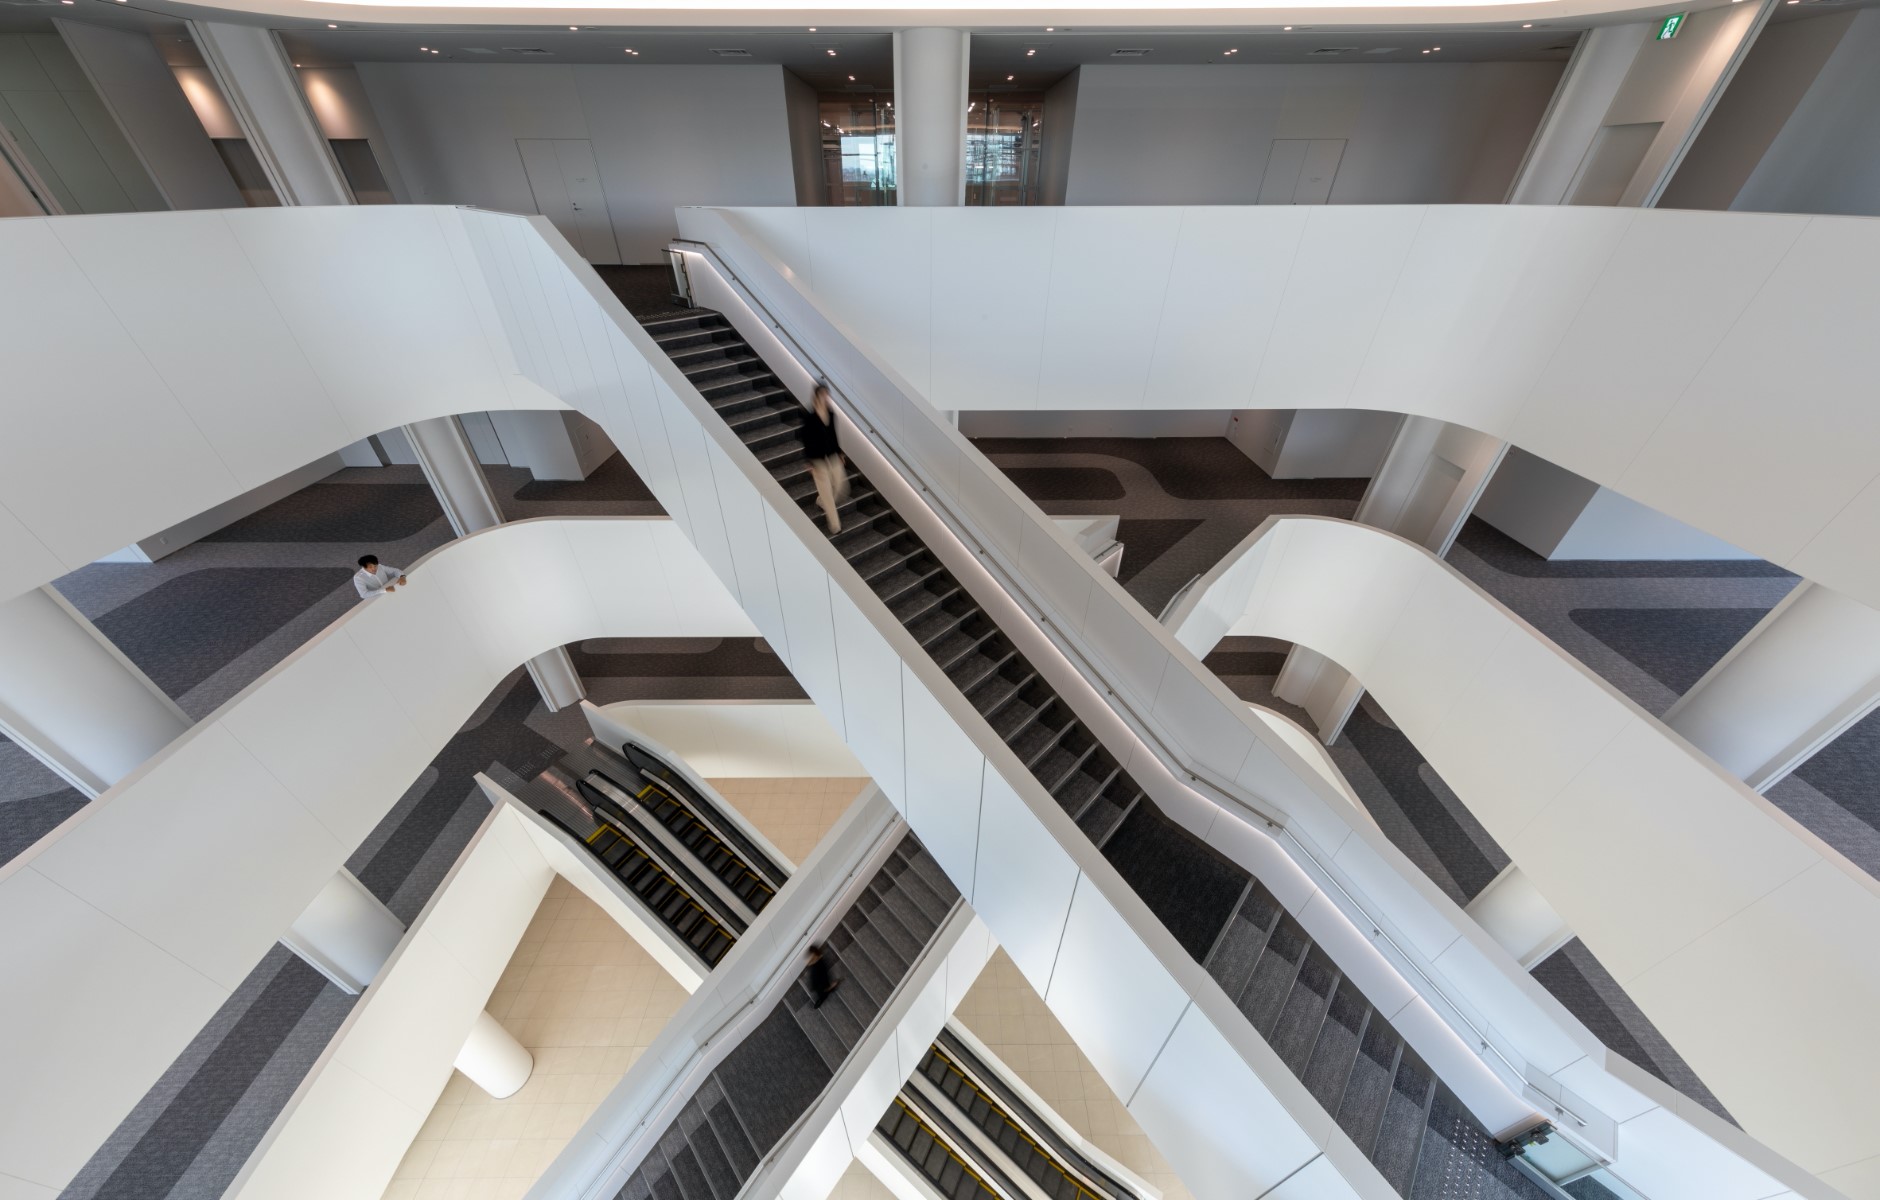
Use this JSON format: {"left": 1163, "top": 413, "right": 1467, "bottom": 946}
{"left": 930, "top": 1048, "right": 1106, "bottom": 1200}
{"left": 889, "top": 1098, "right": 998, "bottom": 1199}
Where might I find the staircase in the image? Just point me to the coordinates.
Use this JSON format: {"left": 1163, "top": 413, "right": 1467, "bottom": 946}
{"left": 614, "top": 834, "right": 959, "bottom": 1200}
{"left": 640, "top": 309, "right": 1553, "bottom": 1200}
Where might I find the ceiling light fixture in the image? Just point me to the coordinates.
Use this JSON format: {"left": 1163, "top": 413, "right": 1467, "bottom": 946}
{"left": 328, "top": 22, "right": 338, "bottom": 27}
{"left": 1026, "top": 48, "right": 1036, "bottom": 55}
{"left": 1433, "top": 45, "right": 1441, "bottom": 50}
{"left": 808, "top": 26, "right": 816, "bottom": 30}
{"left": 419, "top": 45, "right": 428, "bottom": 50}
{"left": 568, "top": 25, "right": 578, "bottom": 31}
{"left": 1225, "top": 47, "right": 1238, "bottom": 54}
{"left": 1007, "top": 73, "right": 1015, "bottom": 79}
{"left": 827, "top": 49, "right": 837, "bottom": 56}
{"left": 1522, "top": 22, "right": 1533, "bottom": 26}
{"left": 431, "top": 49, "right": 439, "bottom": 54}
{"left": 1045, "top": 26, "right": 1055, "bottom": 31}
{"left": 1283, "top": 25, "right": 1293, "bottom": 30}
{"left": 1421, "top": 48, "right": 1430, "bottom": 53}
{"left": 849, "top": 74, "right": 856, "bottom": 80}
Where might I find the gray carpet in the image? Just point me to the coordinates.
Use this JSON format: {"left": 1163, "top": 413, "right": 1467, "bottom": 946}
{"left": 1568, "top": 607, "right": 1768, "bottom": 694}
{"left": 89, "top": 568, "right": 354, "bottom": 696}
{"left": 201, "top": 483, "right": 441, "bottom": 542}
{"left": 971, "top": 435, "right": 1362, "bottom": 617}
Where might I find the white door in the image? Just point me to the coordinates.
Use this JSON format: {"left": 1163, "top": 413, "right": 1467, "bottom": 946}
{"left": 517, "top": 138, "right": 621, "bottom": 264}
{"left": 1258, "top": 139, "right": 1346, "bottom": 204}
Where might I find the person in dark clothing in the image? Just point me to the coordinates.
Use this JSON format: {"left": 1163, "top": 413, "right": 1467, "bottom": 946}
{"left": 807, "top": 943, "right": 841, "bottom": 1008}
{"left": 799, "top": 384, "right": 850, "bottom": 533}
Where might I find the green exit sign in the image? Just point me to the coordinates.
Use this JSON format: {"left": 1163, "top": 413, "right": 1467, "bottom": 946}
{"left": 1657, "top": 12, "right": 1687, "bottom": 38}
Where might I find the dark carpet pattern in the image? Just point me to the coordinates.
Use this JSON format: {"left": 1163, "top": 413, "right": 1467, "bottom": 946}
{"left": 90, "top": 568, "right": 353, "bottom": 696}
{"left": 514, "top": 452, "right": 659, "bottom": 503}
{"left": 1567, "top": 608, "right": 1768, "bottom": 694}
{"left": 972, "top": 435, "right": 1362, "bottom": 616}
{"left": 1002, "top": 466, "right": 1127, "bottom": 501}
{"left": 0, "top": 778, "right": 87, "bottom": 866}
{"left": 201, "top": 483, "right": 442, "bottom": 542}
{"left": 568, "top": 637, "right": 806, "bottom": 701}
{"left": 1453, "top": 519, "right": 1793, "bottom": 579}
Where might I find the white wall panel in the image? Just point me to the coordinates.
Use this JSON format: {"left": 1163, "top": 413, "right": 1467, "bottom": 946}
{"left": 1126, "top": 1005, "right": 1325, "bottom": 1200}
{"left": 1044, "top": 879, "right": 1191, "bottom": 1099}
{"left": 929, "top": 208, "right": 1054, "bottom": 412}
{"left": 1144, "top": 206, "right": 1309, "bottom": 408}
{"left": 45, "top": 212, "right": 352, "bottom": 491}
{"left": 1250, "top": 206, "right": 1426, "bottom": 411}
{"left": 829, "top": 588, "right": 905, "bottom": 793}
{"left": 1036, "top": 208, "right": 1182, "bottom": 411}
{"left": 220, "top": 630, "right": 429, "bottom": 851}
{"left": 966, "top": 768, "right": 1080, "bottom": 994}
{"left": 898, "top": 666, "right": 987, "bottom": 891}
{"left": 803, "top": 207, "right": 935, "bottom": 401}
{"left": 28, "top": 723, "right": 346, "bottom": 991}
{"left": 0, "top": 218, "right": 236, "bottom": 581}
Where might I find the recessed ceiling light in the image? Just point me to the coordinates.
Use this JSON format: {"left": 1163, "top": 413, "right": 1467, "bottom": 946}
{"left": 827, "top": 49, "right": 837, "bottom": 56}
{"left": 1006, "top": 73, "right": 1014, "bottom": 79}
{"left": 419, "top": 46, "right": 428, "bottom": 50}
{"left": 1026, "top": 48, "right": 1036, "bottom": 56}
{"left": 568, "top": 26, "right": 578, "bottom": 31}
{"left": 849, "top": 74, "right": 856, "bottom": 80}
{"left": 1283, "top": 25, "right": 1293, "bottom": 30}
{"left": 808, "top": 26, "right": 816, "bottom": 30}
{"left": 294, "top": 62, "right": 302, "bottom": 67}
{"left": 1522, "top": 22, "right": 1533, "bottom": 27}
{"left": 1045, "top": 27, "right": 1054, "bottom": 31}
{"left": 1433, "top": 46, "right": 1441, "bottom": 50}
{"left": 1225, "top": 48, "right": 1238, "bottom": 54}
{"left": 1421, "top": 48, "right": 1430, "bottom": 53}
{"left": 430, "top": 49, "right": 439, "bottom": 54}
{"left": 328, "top": 22, "right": 337, "bottom": 27}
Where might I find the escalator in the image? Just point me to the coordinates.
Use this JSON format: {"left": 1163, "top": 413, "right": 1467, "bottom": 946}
{"left": 615, "top": 832, "right": 959, "bottom": 1200}
{"left": 543, "top": 729, "right": 1127, "bottom": 1200}
{"left": 880, "top": 1030, "right": 1146, "bottom": 1200}
{"left": 640, "top": 308, "right": 1554, "bottom": 1200}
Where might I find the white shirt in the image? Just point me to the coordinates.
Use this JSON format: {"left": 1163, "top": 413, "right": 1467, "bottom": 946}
{"left": 353, "top": 564, "right": 403, "bottom": 599}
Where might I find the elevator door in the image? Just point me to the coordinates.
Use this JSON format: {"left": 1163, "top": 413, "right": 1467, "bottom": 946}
{"left": 517, "top": 138, "right": 621, "bottom": 264}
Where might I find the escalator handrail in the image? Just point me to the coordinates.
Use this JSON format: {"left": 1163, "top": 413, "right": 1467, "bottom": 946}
{"left": 885, "top": 1094, "right": 1021, "bottom": 1200}
{"left": 622, "top": 740, "right": 791, "bottom": 887}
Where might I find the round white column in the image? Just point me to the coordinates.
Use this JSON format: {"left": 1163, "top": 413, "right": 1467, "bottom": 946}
{"left": 1664, "top": 581, "right": 1880, "bottom": 790}
{"left": 404, "top": 414, "right": 587, "bottom": 711}
{"left": 455, "top": 1010, "right": 534, "bottom": 1098}
{"left": 893, "top": 28, "right": 970, "bottom": 207}
{"left": 279, "top": 869, "right": 405, "bottom": 993}
{"left": 0, "top": 586, "right": 189, "bottom": 796}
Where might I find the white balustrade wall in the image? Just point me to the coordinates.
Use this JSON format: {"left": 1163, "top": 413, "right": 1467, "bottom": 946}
{"left": 700, "top": 204, "right": 1880, "bottom": 617}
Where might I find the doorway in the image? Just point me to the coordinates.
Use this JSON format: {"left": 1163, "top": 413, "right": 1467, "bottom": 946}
{"left": 516, "top": 138, "right": 621, "bottom": 264}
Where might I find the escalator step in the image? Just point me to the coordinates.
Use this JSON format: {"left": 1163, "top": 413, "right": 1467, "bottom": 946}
{"left": 1336, "top": 1017, "right": 1403, "bottom": 1157}
{"left": 1271, "top": 946, "right": 1341, "bottom": 1072}
{"left": 1302, "top": 978, "right": 1371, "bottom": 1113}
{"left": 937, "top": 1156, "right": 964, "bottom": 1196}
{"left": 1238, "top": 914, "right": 1310, "bottom": 1034}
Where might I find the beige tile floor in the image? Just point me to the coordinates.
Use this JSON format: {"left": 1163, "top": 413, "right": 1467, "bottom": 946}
{"left": 381, "top": 777, "right": 873, "bottom": 1200}
{"left": 953, "top": 950, "right": 1195, "bottom": 1200}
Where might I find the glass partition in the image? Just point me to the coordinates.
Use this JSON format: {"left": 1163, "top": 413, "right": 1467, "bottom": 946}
{"left": 819, "top": 94, "right": 896, "bottom": 206}
{"left": 966, "top": 91, "right": 1045, "bottom": 206}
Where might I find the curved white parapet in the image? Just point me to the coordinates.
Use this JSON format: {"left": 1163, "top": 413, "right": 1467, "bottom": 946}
{"left": 0, "top": 516, "right": 752, "bottom": 1194}
{"left": 693, "top": 204, "right": 1880, "bottom": 616}
{"left": 1165, "top": 516, "right": 1880, "bottom": 1196}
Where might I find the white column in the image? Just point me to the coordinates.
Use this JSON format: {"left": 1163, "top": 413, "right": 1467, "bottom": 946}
{"left": 893, "top": 28, "right": 970, "bottom": 207}
{"left": 187, "top": 21, "right": 352, "bottom": 205}
{"left": 0, "top": 587, "right": 189, "bottom": 797}
{"left": 1506, "top": 1, "right": 1774, "bottom": 207}
{"left": 55, "top": 19, "right": 243, "bottom": 211}
{"left": 405, "top": 415, "right": 587, "bottom": 711}
{"left": 1466, "top": 864, "right": 1573, "bottom": 970}
{"left": 1276, "top": 416, "right": 1506, "bottom": 743}
{"left": 1663, "top": 581, "right": 1880, "bottom": 790}
{"left": 279, "top": 869, "right": 405, "bottom": 994}
{"left": 454, "top": 1010, "right": 534, "bottom": 1098}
